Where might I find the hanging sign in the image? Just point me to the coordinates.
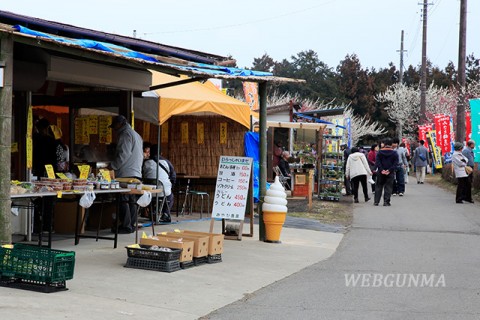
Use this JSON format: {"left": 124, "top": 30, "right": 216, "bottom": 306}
{"left": 220, "top": 123, "right": 227, "bottom": 144}
{"left": 88, "top": 115, "right": 98, "bottom": 134}
{"left": 212, "top": 156, "right": 253, "bottom": 220}
{"left": 466, "top": 111, "right": 472, "bottom": 142}
{"left": 98, "top": 116, "right": 112, "bottom": 144}
{"left": 181, "top": 122, "right": 189, "bottom": 144}
{"left": 161, "top": 123, "right": 168, "bottom": 144}
{"left": 27, "top": 106, "right": 33, "bottom": 135}
{"left": 242, "top": 82, "right": 259, "bottom": 110}
{"left": 197, "top": 122, "right": 204, "bottom": 144}
{"left": 26, "top": 136, "right": 32, "bottom": 169}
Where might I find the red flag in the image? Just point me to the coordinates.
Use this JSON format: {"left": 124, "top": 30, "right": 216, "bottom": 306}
{"left": 434, "top": 115, "right": 444, "bottom": 150}
{"left": 466, "top": 111, "right": 472, "bottom": 142}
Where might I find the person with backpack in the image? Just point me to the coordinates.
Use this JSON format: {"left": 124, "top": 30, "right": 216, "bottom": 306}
{"left": 142, "top": 144, "right": 176, "bottom": 223}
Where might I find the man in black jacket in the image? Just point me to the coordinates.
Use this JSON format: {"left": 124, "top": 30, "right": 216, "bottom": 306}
{"left": 374, "top": 138, "right": 399, "bottom": 206}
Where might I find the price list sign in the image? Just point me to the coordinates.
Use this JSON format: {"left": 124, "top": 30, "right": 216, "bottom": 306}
{"left": 211, "top": 156, "right": 252, "bottom": 220}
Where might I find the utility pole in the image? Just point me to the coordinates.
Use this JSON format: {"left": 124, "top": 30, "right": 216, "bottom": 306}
{"left": 419, "top": 0, "right": 432, "bottom": 124}
{"left": 396, "top": 30, "right": 407, "bottom": 141}
{"left": 456, "top": 0, "right": 467, "bottom": 143}
{"left": 397, "top": 30, "right": 406, "bottom": 84}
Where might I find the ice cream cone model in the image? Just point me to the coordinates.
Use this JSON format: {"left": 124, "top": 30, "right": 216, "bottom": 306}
{"left": 262, "top": 176, "right": 288, "bottom": 243}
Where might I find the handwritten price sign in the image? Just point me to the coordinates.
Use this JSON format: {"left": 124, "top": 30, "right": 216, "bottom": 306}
{"left": 211, "top": 156, "right": 252, "bottom": 220}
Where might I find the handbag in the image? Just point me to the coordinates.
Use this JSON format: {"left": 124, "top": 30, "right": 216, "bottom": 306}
{"left": 418, "top": 154, "right": 426, "bottom": 161}
{"left": 465, "top": 166, "right": 473, "bottom": 175}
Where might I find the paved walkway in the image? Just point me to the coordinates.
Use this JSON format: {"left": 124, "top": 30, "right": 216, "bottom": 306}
{"left": 1, "top": 216, "right": 343, "bottom": 320}
{"left": 206, "top": 178, "right": 480, "bottom": 319}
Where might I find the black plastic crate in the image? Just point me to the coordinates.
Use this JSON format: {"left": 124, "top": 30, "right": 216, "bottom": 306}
{"left": 0, "top": 276, "right": 68, "bottom": 293}
{"left": 207, "top": 254, "right": 222, "bottom": 264}
{"left": 125, "top": 246, "right": 181, "bottom": 262}
{"left": 124, "top": 257, "right": 180, "bottom": 273}
{"left": 193, "top": 256, "right": 208, "bottom": 266}
{"left": 180, "top": 260, "right": 195, "bottom": 269}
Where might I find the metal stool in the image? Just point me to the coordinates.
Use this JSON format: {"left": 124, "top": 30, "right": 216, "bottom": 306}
{"left": 186, "top": 190, "right": 210, "bottom": 219}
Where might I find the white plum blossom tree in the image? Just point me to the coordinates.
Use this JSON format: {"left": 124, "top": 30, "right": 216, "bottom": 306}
{"left": 342, "top": 107, "right": 387, "bottom": 146}
{"left": 375, "top": 83, "right": 420, "bottom": 141}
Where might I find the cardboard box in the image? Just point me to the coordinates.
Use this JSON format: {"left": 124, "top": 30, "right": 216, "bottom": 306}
{"left": 140, "top": 237, "right": 194, "bottom": 262}
{"left": 156, "top": 232, "right": 209, "bottom": 258}
{"left": 180, "top": 230, "right": 224, "bottom": 255}
{"left": 54, "top": 197, "right": 85, "bottom": 234}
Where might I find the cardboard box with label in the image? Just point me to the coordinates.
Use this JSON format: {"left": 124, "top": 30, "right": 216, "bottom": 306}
{"left": 156, "top": 232, "right": 209, "bottom": 258}
{"left": 140, "top": 237, "right": 194, "bottom": 262}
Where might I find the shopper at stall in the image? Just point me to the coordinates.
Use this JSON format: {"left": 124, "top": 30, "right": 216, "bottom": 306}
{"left": 109, "top": 115, "right": 143, "bottom": 234}
{"left": 32, "top": 118, "right": 57, "bottom": 177}
{"left": 278, "top": 151, "right": 292, "bottom": 190}
{"left": 48, "top": 125, "right": 69, "bottom": 173}
{"left": 143, "top": 144, "right": 176, "bottom": 223}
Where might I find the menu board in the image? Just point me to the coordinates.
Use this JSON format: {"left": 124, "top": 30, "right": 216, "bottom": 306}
{"left": 211, "top": 156, "right": 252, "bottom": 220}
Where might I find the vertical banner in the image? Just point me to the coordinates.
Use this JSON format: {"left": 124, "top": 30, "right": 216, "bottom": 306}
{"left": 161, "top": 123, "right": 168, "bottom": 144}
{"left": 75, "top": 117, "right": 84, "bottom": 144}
{"left": 220, "top": 122, "right": 227, "bottom": 144}
{"left": 98, "top": 116, "right": 112, "bottom": 144}
{"left": 88, "top": 115, "right": 98, "bottom": 135}
{"left": 345, "top": 118, "right": 351, "bottom": 148}
{"left": 426, "top": 131, "right": 443, "bottom": 169}
{"left": 26, "top": 106, "right": 33, "bottom": 169}
{"left": 434, "top": 114, "right": 451, "bottom": 154}
{"left": 142, "top": 122, "right": 150, "bottom": 141}
{"left": 469, "top": 99, "right": 480, "bottom": 162}
{"left": 450, "top": 116, "right": 455, "bottom": 153}
{"left": 197, "top": 122, "right": 204, "bottom": 145}
{"left": 466, "top": 111, "right": 472, "bottom": 142}
{"left": 242, "top": 82, "right": 259, "bottom": 110}
{"left": 418, "top": 125, "right": 432, "bottom": 151}
{"left": 181, "top": 122, "right": 189, "bottom": 144}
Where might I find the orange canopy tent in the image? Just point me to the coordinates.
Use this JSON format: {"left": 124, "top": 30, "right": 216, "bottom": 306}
{"left": 133, "top": 71, "right": 256, "bottom": 128}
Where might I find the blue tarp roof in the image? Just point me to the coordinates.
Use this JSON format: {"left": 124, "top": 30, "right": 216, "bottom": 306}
{"left": 13, "top": 25, "right": 273, "bottom": 78}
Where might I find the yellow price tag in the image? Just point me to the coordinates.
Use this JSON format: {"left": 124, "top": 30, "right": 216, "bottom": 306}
{"left": 78, "top": 165, "right": 90, "bottom": 179}
{"left": 57, "top": 191, "right": 63, "bottom": 198}
{"left": 45, "top": 165, "right": 56, "bottom": 179}
{"left": 174, "top": 229, "right": 181, "bottom": 233}
{"left": 160, "top": 232, "right": 167, "bottom": 235}
{"left": 56, "top": 173, "right": 70, "bottom": 180}
{"left": 100, "top": 169, "right": 111, "bottom": 182}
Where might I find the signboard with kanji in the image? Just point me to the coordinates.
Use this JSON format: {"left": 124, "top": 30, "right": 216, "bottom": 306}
{"left": 211, "top": 156, "right": 252, "bottom": 220}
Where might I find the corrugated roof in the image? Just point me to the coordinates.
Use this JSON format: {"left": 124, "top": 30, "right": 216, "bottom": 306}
{"left": 0, "top": 11, "right": 304, "bottom": 84}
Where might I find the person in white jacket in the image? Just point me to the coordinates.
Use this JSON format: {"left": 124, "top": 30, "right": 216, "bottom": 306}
{"left": 346, "top": 147, "right": 373, "bottom": 203}
{"left": 452, "top": 141, "right": 473, "bottom": 204}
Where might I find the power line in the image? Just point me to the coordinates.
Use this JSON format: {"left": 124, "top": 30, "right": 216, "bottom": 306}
{"left": 143, "top": 0, "right": 337, "bottom": 35}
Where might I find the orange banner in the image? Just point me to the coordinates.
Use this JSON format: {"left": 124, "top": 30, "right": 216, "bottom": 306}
{"left": 242, "top": 82, "right": 259, "bottom": 110}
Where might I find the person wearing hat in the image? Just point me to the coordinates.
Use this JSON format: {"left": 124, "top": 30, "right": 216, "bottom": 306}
{"left": 452, "top": 141, "right": 473, "bottom": 204}
{"left": 109, "top": 115, "right": 144, "bottom": 233}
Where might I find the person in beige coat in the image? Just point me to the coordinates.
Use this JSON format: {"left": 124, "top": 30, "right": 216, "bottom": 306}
{"left": 346, "top": 147, "right": 373, "bottom": 203}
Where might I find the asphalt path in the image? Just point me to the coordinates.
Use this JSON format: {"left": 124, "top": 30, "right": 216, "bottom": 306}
{"left": 204, "top": 179, "right": 480, "bottom": 320}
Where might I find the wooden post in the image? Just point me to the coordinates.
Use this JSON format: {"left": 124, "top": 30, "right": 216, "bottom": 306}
{"left": 258, "top": 82, "right": 267, "bottom": 241}
{"left": 0, "top": 35, "right": 13, "bottom": 245}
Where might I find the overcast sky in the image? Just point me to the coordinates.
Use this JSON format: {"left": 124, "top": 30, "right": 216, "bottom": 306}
{"left": 2, "top": 0, "right": 479, "bottom": 71}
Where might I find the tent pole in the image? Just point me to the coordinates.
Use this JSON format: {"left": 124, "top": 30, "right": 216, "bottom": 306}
{"left": 258, "top": 82, "right": 267, "bottom": 241}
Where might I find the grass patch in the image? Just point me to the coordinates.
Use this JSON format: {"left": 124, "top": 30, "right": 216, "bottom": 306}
{"left": 287, "top": 198, "right": 353, "bottom": 227}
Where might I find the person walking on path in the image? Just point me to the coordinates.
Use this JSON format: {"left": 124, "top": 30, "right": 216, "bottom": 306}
{"left": 392, "top": 138, "right": 408, "bottom": 196}
{"left": 374, "top": 138, "right": 398, "bottom": 206}
{"left": 412, "top": 140, "right": 429, "bottom": 184}
{"left": 367, "top": 144, "right": 378, "bottom": 193}
{"left": 453, "top": 142, "right": 474, "bottom": 204}
{"left": 462, "top": 140, "right": 475, "bottom": 192}
{"left": 346, "top": 147, "right": 372, "bottom": 203}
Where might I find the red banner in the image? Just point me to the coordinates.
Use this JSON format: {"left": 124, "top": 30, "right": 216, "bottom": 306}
{"left": 466, "top": 111, "right": 472, "bottom": 142}
{"left": 418, "top": 124, "right": 432, "bottom": 151}
{"left": 434, "top": 115, "right": 451, "bottom": 154}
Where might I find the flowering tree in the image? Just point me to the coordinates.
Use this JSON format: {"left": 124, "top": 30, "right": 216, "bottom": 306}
{"left": 343, "top": 107, "right": 387, "bottom": 146}
{"left": 375, "top": 83, "right": 420, "bottom": 141}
